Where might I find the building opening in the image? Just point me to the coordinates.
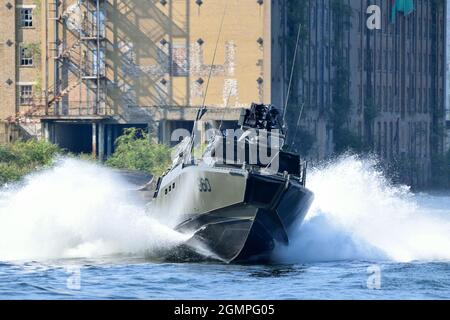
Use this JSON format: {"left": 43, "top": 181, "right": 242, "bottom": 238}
{"left": 53, "top": 123, "right": 93, "bottom": 154}
{"left": 45, "top": 121, "right": 149, "bottom": 158}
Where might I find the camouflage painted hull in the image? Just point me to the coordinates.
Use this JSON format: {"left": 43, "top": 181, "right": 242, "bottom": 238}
{"left": 147, "top": 104, "right": 314, "bottom": 263}
{"left": 173, "top": 170, "right": 314, "bottom": 263}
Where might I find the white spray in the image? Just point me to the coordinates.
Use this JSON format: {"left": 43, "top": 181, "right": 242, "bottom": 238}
{"left": 0, "top": 158, "right": 189, "bottom": 262}
{"left": 1, "top": 156, "right": 449, "bottom": 263}
{"left": 274, "top": 155, "right": 450, "bottom": 263}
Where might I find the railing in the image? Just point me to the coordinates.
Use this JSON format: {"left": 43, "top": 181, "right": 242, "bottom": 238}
{"left": 80, "top": 19, "right": 106, "bottom": 39}
{"left": 8, "top": 96, "right": 47, "bottom": 122}
{"left": 8, "top": 95, "right": 111, "bottom": 121}
{"left": 47, "top": 100, "right": 110, "bottom": 117}
{"left": 58, "top": 35, "right": 81, "bottom": 60}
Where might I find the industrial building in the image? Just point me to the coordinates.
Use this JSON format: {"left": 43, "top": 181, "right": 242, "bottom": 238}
{"left": 446, "top": 0, "right": 450, "bottom": 154}
{"left": 0, "top": 0, "right": 448, "bottom": 187}
{"left": 280, "top": 0, "right": 447, "bottom": 187}
{"left": 0, "top": 0, "right": 282, "bottom": 159}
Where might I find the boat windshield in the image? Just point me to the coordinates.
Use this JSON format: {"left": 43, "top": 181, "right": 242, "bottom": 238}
{"left": 200, "top": 130, "right": 299, "bottom": 174}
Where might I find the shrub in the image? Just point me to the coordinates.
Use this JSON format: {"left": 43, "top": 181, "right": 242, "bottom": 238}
{"left": 0, "top": 139, "right": 60, "bottom": 184}
{"left": 106, "top": 128, "right": 171, "bottom": 177}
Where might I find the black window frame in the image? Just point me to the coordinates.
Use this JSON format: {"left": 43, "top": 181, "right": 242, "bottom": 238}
{"left": 19, "top": 85, "right": 33, "bottom": 105}
{"left": 20, "top": 8, "right": 33, "bottom": 28}
{"left": 20, "top": 46, "right": 33, "bottom": 66}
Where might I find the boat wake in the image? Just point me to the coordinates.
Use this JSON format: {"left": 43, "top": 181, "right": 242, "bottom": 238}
{"left": 274, "top": 154, "right": 450, "bottom": 263}
{"left": 0, "top": 158, "right": 190, "bottom": 262}
{"left": 1, "top": 156, "right": 449, "bottom": 264}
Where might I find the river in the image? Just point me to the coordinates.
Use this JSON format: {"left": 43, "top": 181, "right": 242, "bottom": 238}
{"left": 0, "top": 157, "right": 449, "bottom": 299}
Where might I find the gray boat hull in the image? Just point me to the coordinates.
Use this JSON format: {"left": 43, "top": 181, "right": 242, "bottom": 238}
{"left": 175, "top": 173, "right": 314, "bottom": 263}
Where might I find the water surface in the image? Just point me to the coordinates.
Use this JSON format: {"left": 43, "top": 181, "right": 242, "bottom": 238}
{"left": 0, "top": 157, "right": 449, "bottom": 299}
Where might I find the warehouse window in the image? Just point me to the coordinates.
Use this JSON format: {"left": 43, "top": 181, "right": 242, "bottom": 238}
{"left": 20, "top": 9, "right": 33, "bottom": 28}
{"left": 19, "top": 85, "right": 33, "bottom": 105}
{"left": 20, "top": 46, "right": 33, "bottom": 66}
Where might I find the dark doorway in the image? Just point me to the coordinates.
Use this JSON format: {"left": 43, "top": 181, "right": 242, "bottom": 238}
{"left": 53, "top": 123, "right": 93, "bottom": 154}
{"left": 48, "top": 122, "right": 150, "bottom": 158}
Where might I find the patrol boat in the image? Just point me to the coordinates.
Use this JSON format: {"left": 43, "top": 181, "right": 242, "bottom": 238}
{"left": 144, "top": 103, "right": 314, "bottom": 263}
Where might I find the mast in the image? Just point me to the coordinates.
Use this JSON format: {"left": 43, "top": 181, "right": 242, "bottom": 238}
{"left": 282, "top": 24, "right": 302, "bottom": 127}
{"left": 190, "top": 3, "right": 228, "bottom": 155}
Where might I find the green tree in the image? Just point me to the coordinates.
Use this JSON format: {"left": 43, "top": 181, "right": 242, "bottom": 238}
{"left": 0, "top": 139, "right": 59, "bottom": 184}
{"left": 106, "top": 128, "right": 171, "bottom": 177}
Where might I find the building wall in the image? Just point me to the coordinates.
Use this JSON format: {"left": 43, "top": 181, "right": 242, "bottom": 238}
{"left": 0, "top": 0, "right": 446, "bottom": 187}
{"left": 48, "top": 0, "right": 269, "bottom": 124}
{"left": 285, "top": 0, "right": 446, "bottom": 187}
{"left": 270, "top": 0, "right": 287, "bottom": 111}
{"left": 446, "top": 0, "right": 450, "bottom": 153}
{"left": 355, "top": 0, "right": 444, "bottom": 187}
{"left": 32, "top": 0, "right": 273, "bottom": 153}
{"left": 0, "top": 0, "right": 17, "bottom": 142}
{"left": 0, "top": 0, "right": 44, "bottom": 142}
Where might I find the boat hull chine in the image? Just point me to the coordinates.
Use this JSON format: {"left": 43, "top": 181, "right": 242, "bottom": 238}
{"left": 176, "top": 173, "right": 314, "bottom": 263}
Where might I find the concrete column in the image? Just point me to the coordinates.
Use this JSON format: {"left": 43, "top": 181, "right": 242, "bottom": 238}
{"left": 159, "top": 120, "right": 170, "bottom": 144}
{"left": 106, "top": 125, "right": 113, "bottom": 157}
{"left": 40, "top": 123, "right": 45, "bottom": 141}
{"left": 148, "top": 121, "right": 159, "bottom": 143}
{"left": 6, "top": 123, "right": 11, "bottom": 143}
{"left": 42, "top": 122, "right": 50, "bottom": 142}
{"left": 92, "top": 122, "right": 97, "bottom": 158}
{"left": 98, "top": 123, "right": 105, "bottom": 161}
{"left": 51, "top": 123, "right": 57, "bottom": 144}
{"left": 0, "top": 123, "right": 6, "bottom": 144}
{"left": 157, "top": 121, "right": 163, "bottom": 144}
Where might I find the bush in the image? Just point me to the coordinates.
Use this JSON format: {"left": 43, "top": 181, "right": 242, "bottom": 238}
{"left": 0, "top": 139, "right": 60, "bottom": 184}
{"left": 106, "top": 128, "right": 171, "bottom": 177}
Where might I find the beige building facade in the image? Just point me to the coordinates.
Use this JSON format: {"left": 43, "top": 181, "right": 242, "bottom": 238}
{"left": 0, "top": 0, "right": 47, "bottom": 142}
{"left": 0, "top": 0, "right": 282, "bottom": 158}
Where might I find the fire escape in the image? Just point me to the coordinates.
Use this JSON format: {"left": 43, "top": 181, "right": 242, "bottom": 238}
{"left": 47, "top": 0, "right": 107, "bottom": 117}
{"left": 12, "top": 0, "right": 107, "bottom": 128}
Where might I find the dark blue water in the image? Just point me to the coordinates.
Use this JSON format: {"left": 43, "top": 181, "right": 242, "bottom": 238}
{"left": 0, "top": 158, "right": 449, "bottom": 299}
{"left": 1, "top": 259, "right": 449, "bottom": 299}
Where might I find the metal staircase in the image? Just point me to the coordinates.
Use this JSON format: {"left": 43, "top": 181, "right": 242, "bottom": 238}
{"left": 45, "top": 0, "right": 107, "bottom": 117}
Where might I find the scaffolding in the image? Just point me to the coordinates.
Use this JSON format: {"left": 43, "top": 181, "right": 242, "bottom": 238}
{"left": 46, "top": 0, "right": 107, "bottom": 117}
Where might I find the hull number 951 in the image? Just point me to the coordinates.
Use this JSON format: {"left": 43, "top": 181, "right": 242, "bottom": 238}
{"left": 199, "top": 178, "right": 212, "bottom": 192}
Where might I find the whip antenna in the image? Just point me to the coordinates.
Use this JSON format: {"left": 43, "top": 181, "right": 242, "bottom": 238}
{"left": 289, "top": 102, "right": 305, "bottom": 151}
{"left": 190, "top": 3, "right": 228, "bottom": 153}
{"left": 282, "top": 24, "right": 302, "bottom": 126}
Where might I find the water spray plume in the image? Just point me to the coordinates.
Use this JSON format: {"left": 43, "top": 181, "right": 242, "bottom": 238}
{"left": 274, "top": 154, "right": 450, "bottom": 263}
{"left": 0, "top": 159, "right": 189, "bottom": 262}
{"left": 1, "top": 156, "right": 449, "bottom": 264}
